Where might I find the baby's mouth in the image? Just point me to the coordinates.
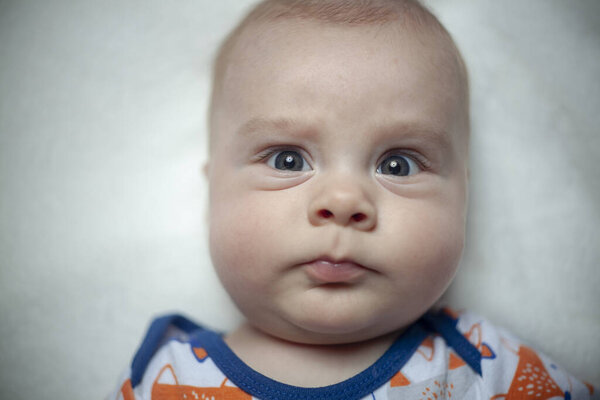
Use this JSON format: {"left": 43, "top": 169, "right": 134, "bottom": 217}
{"left": 303, "top": 258, "right": 368, "bottom": 285}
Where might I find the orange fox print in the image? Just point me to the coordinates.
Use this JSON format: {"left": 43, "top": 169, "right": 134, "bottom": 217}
{"left": 120, "top": 379, "right": 135, "bottom": 400}
{"left": 490, "top": 345, "right": 566, "bottom": 400}
{"left": 386, "top": 364, "right": 475, "bottom": 399}
{"left": 390, "top": 371, "right": 411, "bottom": 387}
{"left": 151, "top": 364, "right": 252, "bottom": 400}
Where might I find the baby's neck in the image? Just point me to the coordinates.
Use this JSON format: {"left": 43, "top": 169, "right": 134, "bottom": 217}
{"left": 224, "top": 323, "right": 401, "bottom": 388}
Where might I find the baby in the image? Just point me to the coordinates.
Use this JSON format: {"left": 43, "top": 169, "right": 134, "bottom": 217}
{"left": 110, "top": 1, "right": 597, "bottom": 399}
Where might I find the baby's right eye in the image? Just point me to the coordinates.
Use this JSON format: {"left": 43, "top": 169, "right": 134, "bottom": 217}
{"left": 266, "top": 150, "right": 311, "bottom": 172}
{"left": 376, "top": 154, "right": 419, "bottom": 177}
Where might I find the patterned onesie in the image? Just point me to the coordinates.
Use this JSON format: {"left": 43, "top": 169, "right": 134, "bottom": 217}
{"left": 109, "top": 308, "right": 597, "bottom": 400}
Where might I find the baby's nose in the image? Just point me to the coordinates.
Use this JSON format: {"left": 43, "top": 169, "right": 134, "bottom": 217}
{"left": 308, "top": 181, "right": 377, "bottom": 231}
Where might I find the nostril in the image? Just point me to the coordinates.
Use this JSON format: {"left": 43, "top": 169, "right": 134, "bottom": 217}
{"left": 319, "top": 209, "right": 334, "bottom": 219}
{"left": 352, "top": 213, "right": 366, "bottom": 222}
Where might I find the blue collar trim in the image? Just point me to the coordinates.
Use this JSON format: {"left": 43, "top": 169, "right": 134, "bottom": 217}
{"left": 190, "top": 322, "right": 429, "bottom": 400}
{"left": 130, "top": 314, "right": 203, "bottom": 387}
{"left": 421, "top": 310, "right": 482, "bottom": 375}
{"left": 130, "top": 310, "right": 484, "bottom": 394}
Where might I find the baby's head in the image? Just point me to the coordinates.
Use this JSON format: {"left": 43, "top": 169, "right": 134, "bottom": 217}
{"left": 206, "top": 0, "right": 469, "bottom": 345}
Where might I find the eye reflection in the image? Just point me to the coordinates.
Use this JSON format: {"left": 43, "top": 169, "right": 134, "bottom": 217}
{"left": 377, "top": 155, "right": 419, "bottom": 176}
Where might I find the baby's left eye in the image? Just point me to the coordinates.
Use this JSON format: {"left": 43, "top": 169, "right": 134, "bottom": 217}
{"left": 265, "top": 150, "right": 312, "bottom": 172}
{"left": 376, "top": 155, "right": 420, "bottom": 176}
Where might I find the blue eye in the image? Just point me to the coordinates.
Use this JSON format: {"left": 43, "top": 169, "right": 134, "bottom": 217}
{"left": 266, "top": 150, "right": 311, "bottom": 171}
{"left": 377, "top": 155, "right": 419, "bottom": 176}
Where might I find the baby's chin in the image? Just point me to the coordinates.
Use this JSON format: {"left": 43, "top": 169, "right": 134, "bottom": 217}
{"left": 251, "top": 310, "right": 409, "bottom": 346}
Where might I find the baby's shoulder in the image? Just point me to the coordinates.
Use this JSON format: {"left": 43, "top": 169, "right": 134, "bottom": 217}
{"left": 411, "top": 308, "right": 598, "bottom": 399}
{"left": 107, "top": 314, "right": 242, "bottom": 400}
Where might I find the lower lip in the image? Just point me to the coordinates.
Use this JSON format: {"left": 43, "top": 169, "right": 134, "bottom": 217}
{"left": 304, "top": 260, "right": 367, "bottom": 284}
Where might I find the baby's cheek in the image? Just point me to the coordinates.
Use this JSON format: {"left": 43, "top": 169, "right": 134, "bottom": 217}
{"left": 386, "top": 204, "right": 464, "bottom": 282}
{"left": 209, "top": 197, "right": 277, "bottom": 280}
{"left": 416, "top": 212, "right": 465, "bottom": 291}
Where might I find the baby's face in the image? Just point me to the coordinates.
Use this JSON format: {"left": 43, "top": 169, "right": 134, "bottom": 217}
{"left": 208, "top": 20, "right": 468, "bottom": 344}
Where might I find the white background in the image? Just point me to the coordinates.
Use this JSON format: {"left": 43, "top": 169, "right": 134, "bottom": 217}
{"left": 0, "top": 1, "right": 598, "bottom": 398}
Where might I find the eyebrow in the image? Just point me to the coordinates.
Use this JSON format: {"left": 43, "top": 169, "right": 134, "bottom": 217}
{"left": 237, "top": 117, "right": 452, "bottom": 149}
{"left": 372, "top": 120, "right": 452, "bottom": 150}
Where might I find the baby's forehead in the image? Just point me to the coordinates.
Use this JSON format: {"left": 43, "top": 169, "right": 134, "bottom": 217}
{"left": 214, "top": 4, "right": 467, "bottom": 98}
{"left": 224, "top": 21, "right": 465, "bottom": 99}
{"left": 226, "top": 19, "right": 463, "bottom": 98}
{"left": 209, "top": 2, "right": 470, "bottom": 150}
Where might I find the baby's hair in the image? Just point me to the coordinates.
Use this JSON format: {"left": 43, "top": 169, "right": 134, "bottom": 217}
{"left": 208, "top": 0, "right": 469, "bottom": 145}
{"left": 231, "top": 0, "right": 433, "bottom": 25}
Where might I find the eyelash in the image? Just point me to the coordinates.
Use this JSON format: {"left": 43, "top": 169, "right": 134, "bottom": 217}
{"left": 254, "top": 147, "right": 306, "bottom": 163}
